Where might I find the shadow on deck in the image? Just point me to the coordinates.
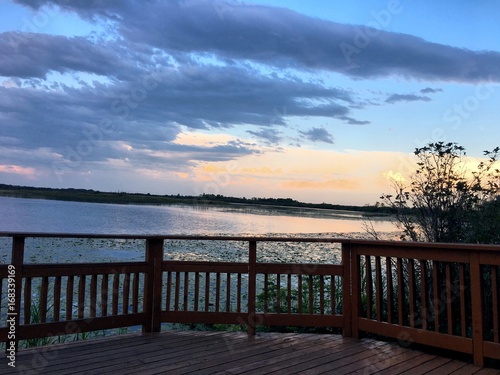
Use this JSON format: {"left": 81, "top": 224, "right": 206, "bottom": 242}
{"left": 2, "top": 331, "right": 499, "bottom": 375}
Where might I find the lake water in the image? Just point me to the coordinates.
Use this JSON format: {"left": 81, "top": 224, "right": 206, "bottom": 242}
{"left": 0, "top": 196, "right": 397, "bottom": 235}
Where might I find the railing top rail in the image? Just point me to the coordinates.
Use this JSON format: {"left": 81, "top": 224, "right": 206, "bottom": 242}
{"left": 0, "top": 232, "right": 499, "bottom": 251}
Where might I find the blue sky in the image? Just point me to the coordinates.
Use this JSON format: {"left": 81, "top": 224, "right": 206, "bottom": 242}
{"left": 0, "top": 0, "right": 499, "bottom": 205}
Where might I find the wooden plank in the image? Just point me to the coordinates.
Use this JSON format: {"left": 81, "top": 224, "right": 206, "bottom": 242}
{"left": 351, "top": 249, "right": 361, "bottom": 339}
{"left": 433, "top": 260, "right": 440, "bottom": 332}
{"left": 165, "top": 271, "right": 171, "bottom": 311}
{"left": 247, "top": 240, "right": 257, "bottom": 335}
{"left": 366, "top": 255, "right": 373, "bottom": 319}
{"left": 194, "top": 271, "right": 199, "bottom": 312}
{"left": 53, "top": 276, "right": 61, "bottom": 322}
{"left": 492, "top": 266, "right": 499, "bottom": 343}
{"left": 397, "top": 257, "right": 404, "bottom": 326}
{"left": 237, "top": 273, "right": 242, "bottom": 313}
{"left": 358, "top": 318, "right": 473, "bottom": 354}
{"left": 226, "top": 273, "right": 231, "bottom": 313}
{"left": 183, "top": 271, "right": 189, "bottom": 311}
{"left": 375, "top": 256, "right": 382, "bottom": 322}
{"left": 308, "top": 274, "right": 313, "bottom": 314}
{"left": 204, "top": 272, "right": 210, "bottom": 312}
{"left": 386, "top": 257, "right": 393, "bottom": 324}
{"left": 342, "top": 242, "right": 351, "bottom": 336}
{"left": 459, "top": 263, "right": 467, "bottom": 337}
{"left": 174, "top": 271, "right": 180, "bottom": 311}
{"left": 90, "top": 274, "right": 97, "bottom": 318}
{"left": 277, "top": 273, "right": 281, "bottom": 314}
{"left": 78, "top": 275, "right": 86, "bottom": 319}
{"left": 470, "top": 252, "right": 484, "bottom": 367}
{"left": 40, "top": 276, "right": 49, "bottom": 323}
{"left": 112, "top": 273, "right": 119, "bottom": 316}
{"left": 23, "top": 277, "right": 31, "bottom": 325}
{"left": 66, "top": 275, "right": 74, "bottom": 320}
{"left": 408, "top": 259, "right": 415, "bottom": 328}
{"left": 122, "top": 273, "right": 130, "bottom": 315}
{"left": 132, "top": 272, "right": 139, "bottom": 314}
{"left": 352, "top": 244, "right": 470, "bottom": 263}
{"left": 319, "top": 274, "right": 325, "bottom": 315}
{"left": 297, "top": 274, "right": 302, "bottom": 314}
{"left": 215, "top": 272, "right": 221, "bottom": 312}
{"left": 287, "top": 274, "right": 292, "bottom": 314}
{"left": 101, "top": 274, "right": 108, "bottom": 317}
{"left": 446, "top": 262, "right": 453, "bottom": 334}
{"left": 420, "top": 260, "right": 428, "bottom": 330}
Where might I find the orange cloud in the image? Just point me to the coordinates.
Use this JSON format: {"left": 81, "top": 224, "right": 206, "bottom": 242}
{"left": 282, "top": 179, "right": 360, "bottom": 190}
{"left": 0, "top": 164, "right": 36, "bottom": 176}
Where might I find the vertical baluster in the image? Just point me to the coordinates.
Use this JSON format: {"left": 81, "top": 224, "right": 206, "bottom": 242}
{"left": 375, "top": 256, "right": 382, "bottom": 322}
{"left": 276, "top": 274, "right": 281, "bottom": 314}
{"left": 215, "top": 273, "right": 221, "bottom": 312}
{"left": 263, "top": 274, "right": 269, "bottom": 314}
{"left": 319, "top": 275, "right": 325, "bottom": 315}
{"left": 330, "top": 275, "right": 336, "bottom": 315}
{"left": 420, "top": 260, "right": 428, "bottom": 330}
{"left": 101, "top": 274, "right": 108, "bottom": 317}
{"left": 298, "top": 274, "right": 303, "bottom": 314}
{"left": 174, "top": 272, "right": 180, "bottom": 311}
{"left": 408, "top": 259, "right": 416, "bottom": 328}
{"left": 66, "top": 275, "right": 74, "bottom": 320}
{"left": 194, "top": 272, "right": 199, "bottom": 312}
{"left": 397, "top": 258, "right": 404, "bottom": 326}
{"left": 24, "top": 277, "right": 32, "bottom": 324}
{"left": 308, "top": 274, "right": 313, "bottom": 314}
{"left": 122, "top": 273, "right": 130, "bottom": 314}
{"left": 112, "top": 273, "right": 119, "bottom": 316}
{"left": 366, "top": 256, "right": 373, "bottom": 319}
{"left": 287, "top": 274, "right": 292, "bottom": 314}
{"left": 491, "top": 265, "right": 499, "bottom": 343}
{"left": 433, "top": 261, "right": 440, "bottom": 332}
{"left": 132, "top": 272, "right": 139, "bottom": 314}
{"left": 459, "top": 264, "right": 466, "bottom": 337}
{"left": 446, "top": 263, "right": 453, "bottom": 334}
{"left": 226, "top": 273, "right": 231, "bottom": 313}
{"left": 90, "top": 274, "right": 97, "bottom": 318}
{"left": 237, "top": 273, "right": 242, "bottom": 313}
{"left": 78, "top": 275, "right": 86, "bottom": 319}
{"left": 54, "top": 276, "right": 61, "bottom": 322}
{"left": 204, "top": 273, "right": 210, "bottom": 312}
{"left": 165, "top": 272, "right": 172, "bottom": 311}
{"left": 40, "top": 276, "right": 49, "bottom": 323}
{"left": 386, "top": 258, "right": 393, "bottom": 324}
{"left": 183, "top": 272, "right": 189, "bottom": 311}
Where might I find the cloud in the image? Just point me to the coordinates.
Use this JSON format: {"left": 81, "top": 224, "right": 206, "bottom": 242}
{"left": 385, "top": 94, "right": 432, "bottom": 104}
{"left": 299, "top": 127, "right": 334, "bottom": 144}
{"left": 16, "top": 0, "right": 500, "bottom": 83}
{"left": 247, "top": 127, "right": 283, "bottom": 144}
{"left": 420, "top": 87, "right": 443, "bottom": 94}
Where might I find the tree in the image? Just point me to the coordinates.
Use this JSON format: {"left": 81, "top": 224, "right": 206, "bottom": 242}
{"left": 381, "top": 142, "right": 500, "bottom": 243}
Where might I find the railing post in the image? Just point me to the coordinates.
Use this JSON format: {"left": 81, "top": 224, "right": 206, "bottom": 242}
{"left": 247, "top": 240, "right": 257, "bottom": 335}
{"left": 341, "top": 242, "right": 352, "bottom": 337}
{"left": 7, "top": 236, "right": 25, "bottom": 353}
{"left": 350, "top": 243, "right": 360, "bottom": 339}
{"left": 470, "top": 251, "right": 484, "bottom": 367}
{"left": 143, "top": 238, "right": 164, "bottom": 333}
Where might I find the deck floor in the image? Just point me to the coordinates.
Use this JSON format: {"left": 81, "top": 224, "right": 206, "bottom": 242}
{"left": 2, "top": 331, "right": 500, "bottom": 374}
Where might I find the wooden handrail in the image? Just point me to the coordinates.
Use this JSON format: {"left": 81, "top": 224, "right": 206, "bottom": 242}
{"left": 0, "top": 233, "right": 499, "bottom": 367}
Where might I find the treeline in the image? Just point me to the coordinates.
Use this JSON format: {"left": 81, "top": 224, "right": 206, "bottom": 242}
{"left": 0, "top": 184, "right": 395, "bottom": 214}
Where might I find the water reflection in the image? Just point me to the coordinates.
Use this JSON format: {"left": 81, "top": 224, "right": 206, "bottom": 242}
{"left": 0, "top": 197, "right": 397, "bottom": 235}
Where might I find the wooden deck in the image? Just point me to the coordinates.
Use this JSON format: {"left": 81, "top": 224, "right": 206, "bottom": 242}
{"left": 2, "top": 331, "right": 499, "bottom": 375}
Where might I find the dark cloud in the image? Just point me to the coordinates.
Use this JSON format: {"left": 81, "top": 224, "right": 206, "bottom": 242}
{"left": 385, "top": 94, "right": 432, "bottom": 104}
{"left": 299, "top": 127, "right": 334, "bottom": 144}
{"left": 247, "top": 127, "right": 283, "bottom": 144}
{"left": 420, "top": 87, "right": 443, "bottom": 94}
{"left": 15, "top": 0, "right": 500, "bottom": 83}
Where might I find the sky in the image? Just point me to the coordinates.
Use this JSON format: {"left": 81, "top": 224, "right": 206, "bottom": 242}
{"left": 0, "top": 0, "right": 499, "bottom": 205}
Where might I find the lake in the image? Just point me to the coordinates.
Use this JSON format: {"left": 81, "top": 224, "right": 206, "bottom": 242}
{"left": 0, "top": 196, "right": 397, "bottom": 235}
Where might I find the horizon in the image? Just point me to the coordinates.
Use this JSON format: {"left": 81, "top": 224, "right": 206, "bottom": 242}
{"left": 1, "top": 1, "right": 499, "bottom": 205}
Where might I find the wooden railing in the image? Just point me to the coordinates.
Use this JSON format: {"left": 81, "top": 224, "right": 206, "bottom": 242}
{"left": 0, "top": 233, "right": 499, "bottom": 367}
